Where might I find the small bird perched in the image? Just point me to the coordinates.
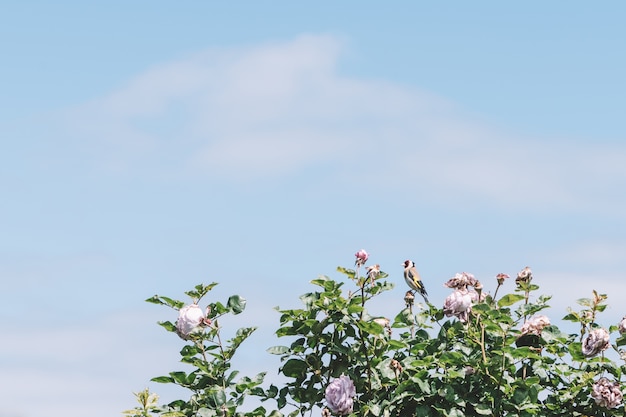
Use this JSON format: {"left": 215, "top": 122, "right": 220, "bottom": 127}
{"left": 403, "top": 260, "right": 429, "bottom": 304}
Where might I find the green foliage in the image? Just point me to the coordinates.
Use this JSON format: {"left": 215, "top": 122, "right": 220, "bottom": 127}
{"left": 128, "top": 259, "right": 626, "bottom": 417}
{"left": 138, "top": 283, "right": 278, "bottom": 417}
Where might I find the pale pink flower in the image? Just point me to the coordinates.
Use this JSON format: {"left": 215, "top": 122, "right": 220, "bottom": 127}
{"left": 619, "top": 316, "right": 626, "bottom": 334}
{"left": 354, "top": 249, "right": 369, "bottom": 267}
{"left": 496, "top": 273, "right": 510, "bottom": 285}
{"left": 591, "top": 377, "right": 623, "bottom": 409}
{"left": 325, "top": 375, "right": 356, "bottom": 415}
{"left": 444, "top": 272, "right": 477, "bottom": 290}
{"left": 443, "top": 289, "right": 473, "bottom": 323}
{"left": 468, "top": 287, "right": 486, "bottom": 303}
{"left": 516, "top": 266, "right": 532, "bottom": 285}
{"left": 176, "top": 304, "right": 205, "bottom": 340}
{"left": 366, "top": 264, "right": 380, "bottom": 281}
{"left": 520, "top": 315, "right": 551, "bottom": 336}
{"left": 582, "top": 328, "right": 610, "bottom": 357}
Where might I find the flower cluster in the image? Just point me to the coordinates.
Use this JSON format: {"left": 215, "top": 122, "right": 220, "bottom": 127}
{"left": 520, "top": 315, "right": 551, "bottom": 336}
{"left": 442, "top": 272, "right": 484, "bottom": 323}
{"left": 325, "top": 375, "right": 356, "bottom": 415}
{"left": 582, "top": 328, "right": 610, "bottom": 357}
{"left": 591, "top": 377, "right": 623, "bottom": 409}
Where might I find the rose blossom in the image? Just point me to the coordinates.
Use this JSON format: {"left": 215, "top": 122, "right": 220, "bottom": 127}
{"left": 366, "top": 264, "right": 380, "bottom": 281}
{"left": 443, "top": 289, "right": 473, "bottom": 323}
{"left": 325, "top": 375, "right": 356, "bottom": 415}
{"left": 468, "top": 287, "right": 486, "bottom": 303}
{"left": 176, "top": 304, "right": 205, "bottom": 340}
{"left": 582, "top": 328, "right": 610, "bottom": 357}
{"left": 496, "top": 273, "right": 510, "bottom": 285}
{"left": 515, "top": 266, "right": 532, "bottom": 285}
{"left": 591, "top": 377, "right": 623, "bottom": 409}
{"left": 520, "top": 315, "right": 551, "bottom": 336}
{"left": 444, "top": 272, "right": 478, "bottom": 290}
{"left": 354, "top": 249, "right": 369, "bottom": 267}
{"left": 619, "top": 316, "right": 626, "bottom": 334}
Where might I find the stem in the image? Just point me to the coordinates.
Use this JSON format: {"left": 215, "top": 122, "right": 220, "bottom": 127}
{"left": 356, "top": 265, "right": 373, "bottom": 391}
{"left": 480, "top": 321, "right": 487, "bottom": 364}
{"left": 492, "top": 283, "right": 502, "bottom": 304}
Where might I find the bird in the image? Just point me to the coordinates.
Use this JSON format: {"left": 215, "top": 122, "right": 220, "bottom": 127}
{"left": 403, "top": 260, "right": 429, "bottom": 304}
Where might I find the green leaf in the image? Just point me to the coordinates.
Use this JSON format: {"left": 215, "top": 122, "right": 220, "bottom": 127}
{"left": 145, "top": 295, "right": 184, "bottom": 309}
{"left": 474, "top": 404, "right": 492, "bottom": 415}
{"left": 184, "top": 282, "right": 219, "bottom": 301}
{"left": 562, "top": 312, "right": 580, "bottom": 322}
{"left": 151, "top": 375, "right": 174, "bottom": 383}
{"left": 169, "top": 371, "right": 189, "bottom": 385}
{"left": 497, "top": 293, "right": 526, "bottom": 307}
{"left": 267, "top": 345, "right": 290, "bottom": 355}
{"left": 414, "top": 377, "right": 431, "bottom": 394}
{"left": 158, "top": 321, "right": 177, "bottom": 332}
{"left": 227, "top": 294, "right": 247, "bottom": 314}
{"left": 568, "top": 342, "right": 584, "bottom": 361}
{"left": 387, "top": 339, "right": 408, "bottom": 350}
{"left": 336, "top": 266, "right": 356, "bottom": 279}
{"left": 282, "top": 359, "right": 307, "bottom": 378}
{"left": 207, "top": 387, "right": 227, "bottom": 407}
{"left": 196, "top": 408, "right": 216, "bottom": 417}
{"left": 448, "top": 409, "right": 464, "bottom": 417}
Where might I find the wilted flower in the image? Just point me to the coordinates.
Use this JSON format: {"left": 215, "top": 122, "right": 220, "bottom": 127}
{"left": 496, "top": 273, "right": 510, "bottom": 285}
{"left": 404, "top": 290, "right": 415, "bottom": 308}
{"left": 354, "top": 249, "right": 369, "bottom": 267}
{"left": 520, "top": 315, "right": 551, "bottom": 336}
{"left": 366, "top": 264, "right": 380, "bottom": 283}
{"left": 618, "top": 316, "right": 626, "bottom": 334}
{"left": 582, "top": 328, "right": 610, "bottom": 357}
{"left": 325, "top": 375, "right": 356, "bottom": 415}
{"left": 176, "top": 304, "right": 207, "bottom": 340}
{"left": 443, "top": 289, "right": 473, "bottom": 323}
{"left": 444, "top": 272, "right": 478, "bottom": 290}
{"left": 516, "top": 266, "right": 532, "bottom": 286}
{"left": 591, "top": 377, "right": 623, "bottom": 409}
{"left": 390, "top": 359, "right": 403, "bottom": 373}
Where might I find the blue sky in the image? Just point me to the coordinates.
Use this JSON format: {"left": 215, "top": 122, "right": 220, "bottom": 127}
{"left": 2, "top": 2, "right": 626, "bottom": 416}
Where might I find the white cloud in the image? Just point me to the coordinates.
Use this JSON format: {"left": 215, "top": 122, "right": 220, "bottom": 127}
{"left": 58, "top": 34, "right": 626, "bottom": 212}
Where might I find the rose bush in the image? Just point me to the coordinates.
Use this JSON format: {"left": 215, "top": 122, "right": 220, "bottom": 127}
{"left": 127, "top": 252, "right": 626, "bottom": 417}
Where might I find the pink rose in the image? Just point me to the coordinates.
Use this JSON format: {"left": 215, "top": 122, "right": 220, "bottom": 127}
{"left": 325, "top": 375, "right": 356, "bottom": 415}
{"left": 591, "top": 377, "right": 623, "bottom": 409}
{"left": 443, "top": 290, "right": 473, "bottom": 323}
{"left": 354, "top": 249, "right": 369, "bottom": 266}
{"left": 520, "top": 315, "right": 551, "bottom": 336}
{"left": 582, "top": 328, "right": 610, "bottom": 357}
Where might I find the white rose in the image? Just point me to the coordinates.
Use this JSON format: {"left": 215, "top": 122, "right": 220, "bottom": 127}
{"left": 176, "top": 304, "right": 205, "bottom": 340}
